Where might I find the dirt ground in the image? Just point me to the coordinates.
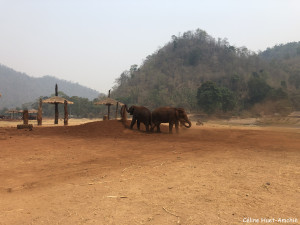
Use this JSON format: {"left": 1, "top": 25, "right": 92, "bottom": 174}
{"left": 0, "top": 119, "right": 299, "bottom": 225}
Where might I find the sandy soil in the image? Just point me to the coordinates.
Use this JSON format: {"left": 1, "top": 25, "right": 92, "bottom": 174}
{"left": 0, "top": 119, "right": 299, "bottom": 225}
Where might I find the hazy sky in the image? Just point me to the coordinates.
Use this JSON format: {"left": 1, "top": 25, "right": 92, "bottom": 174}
{"left": 1, "top": 0, "right": 299, "bottom": 94}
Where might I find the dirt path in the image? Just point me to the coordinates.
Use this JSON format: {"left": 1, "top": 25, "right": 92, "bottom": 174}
{"left": 0, "top": 120, "right": 299, "bottom": 224}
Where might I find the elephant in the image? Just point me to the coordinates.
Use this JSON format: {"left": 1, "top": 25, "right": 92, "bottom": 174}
{"left": 151, "top": 107, "right": 192, "bottom": 133}
{"left": 124, "top": 105, "right": 152, "bottom": 132}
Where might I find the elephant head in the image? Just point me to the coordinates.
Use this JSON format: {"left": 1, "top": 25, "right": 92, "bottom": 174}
{"left": 127, "top": 105, "right": 135, "bottom": 115}
{"left": 176, "top": 108, "right": 192, "bottom": 128}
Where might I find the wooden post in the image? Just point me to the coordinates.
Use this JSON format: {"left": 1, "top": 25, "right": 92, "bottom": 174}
{"left": 54, "top": 84, "right": 58, "bottom": 124}
{"left": 55, "top": 103, "right": 59, "bottom": 124}
{"left": 64, "top": 100, "right": 68, "bottom": 126}
{"left": 55, "top": 84, "right": 58, "bottom": 96}
{"left": 115, "top": 102, "right": 119, "bottom": 120}
{"left": 107, "top": 104, "right": 110, "bottom": 120}
{"left": 37, "top": 98, "right": 42, "bottom": 125}
{"left": 23, "top": 110, "right": 29, "bottom": 125}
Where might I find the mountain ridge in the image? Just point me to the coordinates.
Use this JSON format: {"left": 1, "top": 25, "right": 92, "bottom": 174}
{"left": 0, "top": 64, "right": 100, "bottom": 109}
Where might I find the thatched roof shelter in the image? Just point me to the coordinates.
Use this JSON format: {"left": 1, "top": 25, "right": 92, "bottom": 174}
{"left": 40, "top": 84, "right": 74, "bottom": 125}
{"left": 94, "top": 96, "right": 124, "bottom": 120}
{"left": 42, "top": 96, "right": 73, "bottom": 124}
{"left": 5, "top": 109, "right": 19, "bottom": 114}
{"left": 5, "top": 109, "right": 19, "bottom": 119}
{"left": 42, "top": 96, "right": 74, "bottom": 104}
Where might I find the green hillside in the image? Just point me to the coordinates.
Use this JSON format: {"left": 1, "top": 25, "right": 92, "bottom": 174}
{"left": 112, "top": 29, "right": 300, "bottom": 115}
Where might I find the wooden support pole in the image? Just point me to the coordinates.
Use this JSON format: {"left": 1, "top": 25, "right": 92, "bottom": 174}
{"left": 115, "top": 102, "right": 119, "bottom": 120}
{"left": 23, "top": 110, "right": 29, "bottom": 125}
{"left": 64, "top": 100, "right": 68, "bottom": 126}
{"left": 55, "top": 103, "right": 59, "bottom": 124}
{"left": 54, "top": 84, "right": 58, "bottom": 124}
{"left": 107, "top": 104, "right": 111, "bottom": 120}
{"left": 37, "top": 98, "right": 42, "bottom": 126}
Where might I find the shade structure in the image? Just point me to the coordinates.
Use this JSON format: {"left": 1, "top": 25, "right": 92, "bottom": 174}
{"left": 94, "top": 97, "right": 124, "bottom": 120}
{"left": 43, "top": 96, "right": 73, "bottom": 124}
{"left": 6, "top": 109, "right": 19, "bottom": 114}
{"left": 5, "top": 109, "right": 19, "bottom": 119}
{"left": 42, "top": 96, "right": 74, "bottom": 104}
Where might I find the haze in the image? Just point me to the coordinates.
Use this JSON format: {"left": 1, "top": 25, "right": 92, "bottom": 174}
{"left": 1, "top": 0, "right": 299, "bottom": 94}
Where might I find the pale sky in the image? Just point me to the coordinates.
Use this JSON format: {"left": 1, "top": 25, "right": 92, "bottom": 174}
{"left": 1, "top": 0, "right": 299, "bottom": 94}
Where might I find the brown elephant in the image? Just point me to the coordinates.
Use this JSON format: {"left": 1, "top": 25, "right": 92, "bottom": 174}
{"left": 151, "top": 107, "right": 191, "bottom": 133}
{"left": 124, "top": 105, "right": 152, "bottom": 132}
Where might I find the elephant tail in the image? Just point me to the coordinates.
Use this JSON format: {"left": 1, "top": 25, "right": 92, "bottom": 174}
{"left": 149, "top": 113, "right": 154, "bottom": 131}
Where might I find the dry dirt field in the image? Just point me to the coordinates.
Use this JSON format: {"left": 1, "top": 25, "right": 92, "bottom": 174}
{"left": 0, "top": 119, "right": 299, "bottom": 225}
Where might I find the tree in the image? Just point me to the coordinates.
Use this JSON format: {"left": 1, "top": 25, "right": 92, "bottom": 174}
{"left": 288, "top": 71, "right": 300, "bottom": 89}
{"left": 220, "top": 87, "right": 236, "bottom": 112}
{"left": 247, "top": 77, "right": 271, "bottom": 104}
{"left": 197, "top": 81, "right": 222, "bottom": 114}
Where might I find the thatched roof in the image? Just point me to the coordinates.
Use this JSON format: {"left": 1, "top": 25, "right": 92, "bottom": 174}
{"left": 94, "top": 97, "right": 124, "bottom": 106}
{"left": 18, "top": 109, "right": 38, "bottom": 114}
{"left": 43, "top": 96, "right": 74, "bottom": 104}
{"left": 5, "top": 109, "right": 19, "bottom": 114}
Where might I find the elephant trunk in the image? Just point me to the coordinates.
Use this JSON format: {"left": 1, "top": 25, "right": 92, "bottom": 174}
{"left": 183, "top": 119, "right": 192, "bottom": 128}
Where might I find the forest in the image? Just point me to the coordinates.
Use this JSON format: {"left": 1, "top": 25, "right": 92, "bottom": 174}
{"left": 111, "top": 29, "right": 300, "bottom": 116}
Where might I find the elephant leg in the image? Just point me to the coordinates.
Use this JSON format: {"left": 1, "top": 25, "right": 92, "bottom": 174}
{"left": 157, "top": 123, "right": 161, "bottom": 133}
{"left": 175, "top": 121, "right": 179, "bottom": 133}
{"left": 150, "top": 124, "right": 155, "bottom": 132}
{"left": 137, "top": 120, "right": 141, "bottom": 130}
{"left": 130, "top": 117, "right": 136, "bottom": 129}
{"left": 169, "top": 123, "right": 174, "bottom": 133}
{"left": 145, "top": 123, "right": 150, "bottom": 132}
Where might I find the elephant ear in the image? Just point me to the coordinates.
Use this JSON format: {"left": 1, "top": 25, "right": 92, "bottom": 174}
{"left": 129, "top": 106, "right": 135, "bottom": 115}
{"left": 176, "top": 108, "right": 185, "bottom": 117}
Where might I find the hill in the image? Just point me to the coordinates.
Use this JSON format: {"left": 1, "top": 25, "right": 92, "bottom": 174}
{"left": 0, "top": 64, "right": 100, "bottom": 109}
{"left": 112, "top": 29, "right": 300, "bottom": 115}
